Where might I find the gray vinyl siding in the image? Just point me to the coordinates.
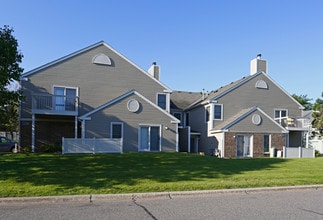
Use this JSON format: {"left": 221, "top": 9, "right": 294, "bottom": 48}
{"left": 84, "top": 93, "right": 177, "bottom": 152}
{"left": 228, "top": 111, "right": 284, "bottom": 133}
{"left": 21, "top": 44, "right": 167, "bottom": 118}
{"left": 188, "top": 106, "right": 218, "bottom": 153}
{"left": 215, "top": 73, "right": 303, "bottom": 123}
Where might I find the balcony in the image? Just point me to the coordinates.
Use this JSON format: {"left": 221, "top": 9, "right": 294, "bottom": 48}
{"left": 32, "top": 94, "right": 78, "bottom": 116}
{"left": 276, "top": 117, "right": 310, "bottom": 131}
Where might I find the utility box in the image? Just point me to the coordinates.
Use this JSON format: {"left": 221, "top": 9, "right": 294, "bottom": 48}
{"left": 270, "top": 147, "right": 276, "bottom": 158}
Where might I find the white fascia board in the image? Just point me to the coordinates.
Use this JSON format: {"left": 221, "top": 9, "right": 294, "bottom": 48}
{"left": 79, "top": 90, "right": 180, "bottom": 124}
{"left": 210, "top": 129, "right": 224, "bottom": 134}
{"left": 79, "top": 90, "right": 136, "bottom": 119}
{"left": 79, "top": 117, "right": 91, "bottom": 120}
{"left": 101, "top": 42, "right": 172, "bottom": 92}
{"left": 255, "top": 107, "right": 289, "bottom": 133}
{"left": 209, "top": 73, "right": 261, "bottom": 102}
{"left": 21, "top": 41, "right": 173, "bottom": 93}
{"left": 262, "top": 73, "right": 305, "bottom": 110}
{"left": 222, "top": 107, "right": 257, "bottom": 130}
{"left": 22, "top": 41, "right": 106, "bottom": 77}
{"left": 134, "top": 91, "right": 180, "bottom": 124}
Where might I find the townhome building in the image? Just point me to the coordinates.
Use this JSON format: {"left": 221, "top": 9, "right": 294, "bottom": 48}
{"left": 19, "top": 41, "right": 179, "bottom": 153}
{"left": 19, "top": 43, "right": 309, "bottom": 157}
{"left": 171, "top": 55, "right": 309, "bottom": 157}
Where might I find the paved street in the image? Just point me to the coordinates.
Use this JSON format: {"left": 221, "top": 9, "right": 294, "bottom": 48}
{"left": 1, "top": 188, "right": 323, "bottom": 220}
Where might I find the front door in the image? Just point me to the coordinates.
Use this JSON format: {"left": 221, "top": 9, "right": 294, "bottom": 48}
{"left": 139, "top": 126, "right": 160, "bottom": 151}
{"left": 236, "top": 135, "right": 252, "bottom": 157}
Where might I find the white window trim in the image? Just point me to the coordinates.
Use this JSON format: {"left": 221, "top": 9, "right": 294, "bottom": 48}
{"left": 205, "top": 105, "right": 210, "bottom": 123}
{"left": 110, "top": 122, "right": 123, "bottom": 139}
{"left": 213, "top": 103, "right": 223, "bottom": 121}
{"left": 274, "top": 108, "right": 288, "bottom": 118}
{"left": 138, "top": 124, "right": 161, "bottom": 152}
{"left": 274, "top": 108, "right": 288, "bottom": 124}
{"left": 156, "top": 93, "right": 170, "bottom": 112}
{"left": 236, "top": 134, "right": 253, "bottom": 157}
{"left": 52, "top": 85, "right": 79, "bottom": 111}
{"left": 263, "top": 134, "right": 271, "bottom": 154}
{"left": 53, "top": 85, "right": 79, "bottom": 96}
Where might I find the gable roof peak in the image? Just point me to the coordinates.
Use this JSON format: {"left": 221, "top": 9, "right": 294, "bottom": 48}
{"left": 22, "top": 40, "right": 107, "bottom": 77}
{"left": 21, "top": 41, "right": 172, "bottom": 91}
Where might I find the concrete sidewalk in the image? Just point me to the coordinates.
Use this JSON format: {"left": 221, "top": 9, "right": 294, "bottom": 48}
{"left": 1, "top": 185, "right": 323, "bottom": 205}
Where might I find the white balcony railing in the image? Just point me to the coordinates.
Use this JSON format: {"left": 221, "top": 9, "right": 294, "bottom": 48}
{"left": 275, "top": 117, "right": 310, "bottom": 131}
{"left": 32, "top": 94, "right": 78, "bottom": 116}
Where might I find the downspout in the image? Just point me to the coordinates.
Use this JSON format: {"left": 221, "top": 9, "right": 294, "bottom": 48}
{"left": 81, "top": 119, "right": 85, "bottom": 139}
{"left": 74, "top": 116, "right": 78, "bottom": 138}
{"left": 31, "top": 114, "right": 35, "bottom": 152}
{"left": 175, "top": 123, "right": 179, "bottom": 152}
{"left": 285, "top": 132, "right": 289, "bottom": 148}
{"left": 305, "top": 125, "right": 311, "bottom": 148}
{"left": 187, "top": 126, "right": 191, "bottom": 153}
{"left": 222, "top": 132, "right": 226, "bottom": 158}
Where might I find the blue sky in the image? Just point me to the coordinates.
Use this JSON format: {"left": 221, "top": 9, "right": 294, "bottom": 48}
{"left": 2, "top": 0, "right": 322, "bottom": 100}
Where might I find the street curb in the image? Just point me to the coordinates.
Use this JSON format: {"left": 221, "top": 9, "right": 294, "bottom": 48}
{"left": 1, "top": 185, "right": 323, "bottom": 205}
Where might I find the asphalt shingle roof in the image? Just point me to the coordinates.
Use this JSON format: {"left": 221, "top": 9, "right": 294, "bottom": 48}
{"left": 170, "top": 91, "right": 203, "bottom": 110}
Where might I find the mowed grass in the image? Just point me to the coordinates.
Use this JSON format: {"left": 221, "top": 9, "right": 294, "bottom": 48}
{"left": 0, "top": 153, "right": 323, "bottom": 197}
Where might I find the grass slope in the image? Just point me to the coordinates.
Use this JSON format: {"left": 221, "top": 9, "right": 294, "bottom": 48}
{"left": 0, "top": 153, "right": 323, "bottom": 197}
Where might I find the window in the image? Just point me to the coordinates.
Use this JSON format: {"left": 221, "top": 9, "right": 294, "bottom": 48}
{"left": 1, "top": 137, "right": 9, "bottom": 143}
{"left": 263, "top": 134, "right": 270, "bottom": 153}
{"left": 53, "top": 86, "right": 77, "bottom": 111}
{"left": 255, "top": 80, "right": 268, "bottom": 89}
{"left": 275, "top": 109, "right": 287, "bottom": 118}
{"left": 111, "top": 122, "right": 123, "bottom": 139}
{"left": 92, "top": 53, "right": 112, "bottom": 66}
{"left": 274, "top": 109, "right": 287, "bottom": 124}
{"left": 205, "top": 106, "right": 210, "bottom": 122}
{"left": 214, "top": 104, "right": 223, "bottom": 120}
{"left": 173, "top": 112, "right": 182, "bottom": 126}
{"left": 157, "top": 93, "right": 167, "bottom": 110}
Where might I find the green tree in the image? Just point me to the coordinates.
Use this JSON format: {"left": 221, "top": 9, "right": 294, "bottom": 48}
{"left": 292, "top": 94, "right": 312, "bottom": 110}
{"left": 0, "top": 103, "right": 19, "bottom": 133}
{"left": 0, "top": 25, "right": 24, "bottom": 133}
{"left": 312, "top": 92, "right": 323, "bottom": 136}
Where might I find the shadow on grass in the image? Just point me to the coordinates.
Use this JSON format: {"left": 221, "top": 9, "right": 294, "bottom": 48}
{"left": 0, "top": 153, "right": 287, "bottom": 196}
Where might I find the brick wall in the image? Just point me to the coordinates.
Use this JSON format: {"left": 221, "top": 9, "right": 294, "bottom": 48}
{"left": 224, "top": 132, "right": 286, "bottom": 158}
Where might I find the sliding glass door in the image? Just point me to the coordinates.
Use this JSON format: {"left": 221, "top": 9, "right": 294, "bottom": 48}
{"left": 139, "top": 126, "right": 160, "bottom": 152}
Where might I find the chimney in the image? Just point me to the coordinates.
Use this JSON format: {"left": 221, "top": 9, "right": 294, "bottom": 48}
{"left": 148, "top": 62, "right": 160, "bottom": 80}
{"left": 250, "top": 54, "right": 267, "bottom": 75}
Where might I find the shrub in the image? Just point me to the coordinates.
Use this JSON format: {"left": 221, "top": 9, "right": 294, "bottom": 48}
{"left": 42, "top": 144, "right": 62, "bottom": 153}
{"left": 22, "top": 146, "right": 31, "bottom": 154}
{"left": 315, "top": 150, "right": 321, "bottom": 157}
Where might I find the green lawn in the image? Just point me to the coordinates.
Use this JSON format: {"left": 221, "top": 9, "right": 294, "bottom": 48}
{"left": 0, "top": 153, "right": 323, "bottom": 197}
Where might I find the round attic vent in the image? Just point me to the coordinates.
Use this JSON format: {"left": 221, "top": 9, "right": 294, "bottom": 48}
{"left": 127, "top": 99, "right": 140, "bottom": 113}
{"left": 252, "top": 114, "right": 262, "bottom": 125}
